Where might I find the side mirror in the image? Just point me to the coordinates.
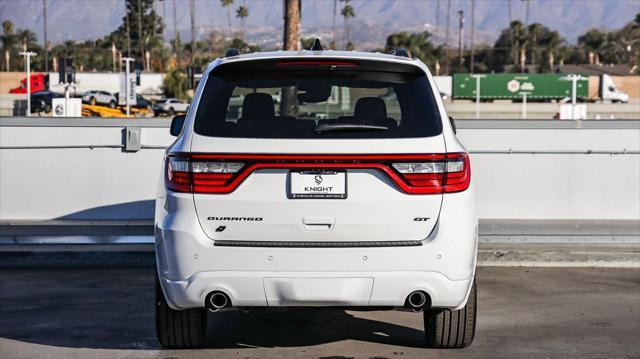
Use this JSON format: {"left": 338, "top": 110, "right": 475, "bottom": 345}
{"left": 170, "top": 115, "right": 186, "bottom": 136}
{"left": 449, "top": 115, "right": 457, "bottom": 134}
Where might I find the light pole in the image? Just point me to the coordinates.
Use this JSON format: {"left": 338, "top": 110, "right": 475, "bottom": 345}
{"left": 43, "top": 0, "right": 48, "bottom": 72}
{"left": 122, "top": 57, "right": 135, "bottom": 115}
{"left": 470, "top": 0, "right": 475, "bottom": 72}
{"left": 19, "top": 51, "right": 37, "bottom": 117}
{"left": 457, "top": 10, "right": 464, "bottom": 67}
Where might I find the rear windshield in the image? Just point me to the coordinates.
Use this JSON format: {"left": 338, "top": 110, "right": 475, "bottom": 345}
{"left": 194, "top": 58, "right": 442, "bottom": 139}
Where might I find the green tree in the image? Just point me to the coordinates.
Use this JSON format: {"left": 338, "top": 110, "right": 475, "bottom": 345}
{"left": 384, "top": 31, "right": 444, "bottom": 69}
{"left": 578, "top": 28, "right": 607, "bottom": 64}
{"left": 538, "top": 29, "right": 563, "bottom": 71}
{"left": 526, "top": 23, "right": 544, "bottom": 66}
{"left": 228, "top": 37, "right": 260, "bottom": 53}
{"left": 221, "top": 0, "right": 234, "bottom": 37}
{"left": 1, "top": 22, "right": 43, "bottom": 71}
{"left": 163, "top": 68, "right": 188, "bottom": 99}
{"left": 108, "top": 0, "right": 164, "bottom": 67}
{"left": 340, "top": 1, "right": 355, "bottom": 50}
{"left": 1, "top": 20, "right": 18, "bottom": 70}
{"left": 235, "top": 5, "right": 249, "bottom": 34}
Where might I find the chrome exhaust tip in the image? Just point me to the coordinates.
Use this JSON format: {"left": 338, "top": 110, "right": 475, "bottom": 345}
{"left": 407, "top": 291, "right": 428, "bottom": 311}
{"left": 207, "top": 291, "right": 230, "bottom": 312}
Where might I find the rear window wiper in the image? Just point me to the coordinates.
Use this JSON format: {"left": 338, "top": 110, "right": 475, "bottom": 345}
{"left": 314, "top": 124, "right": 388, "bottom": 134}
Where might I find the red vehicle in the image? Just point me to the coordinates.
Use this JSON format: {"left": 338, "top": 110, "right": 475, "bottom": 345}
{"left": 9, "top": 73, "right": 49, "bottom": 94}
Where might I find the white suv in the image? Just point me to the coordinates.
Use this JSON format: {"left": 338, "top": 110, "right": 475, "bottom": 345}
{"left": 155, "top": 47, "right": 477, "bottom": 349}
{"left": 82, "top": 90, "right": 117, "bottom": 108}
{"left": 153, "top": 98, "right": 190, "bottom": 116}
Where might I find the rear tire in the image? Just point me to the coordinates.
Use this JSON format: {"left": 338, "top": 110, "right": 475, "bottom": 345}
{"left": 155, "top": 276, "right": 207, "bottom": 348}
{"left": 167, "top": 107, "right": 175, "bottom": 116}
{"left": 423, "top": 281, "right": 476, "bottom": 349}
{"left": 109, "top": 100, "right": 116, "bottom": 109}
{"left": 90, "top": 97, "right": 96, "bottom": 106}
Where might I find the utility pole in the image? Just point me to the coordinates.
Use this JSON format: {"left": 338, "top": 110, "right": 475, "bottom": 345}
{"left": 189, "top": 0, "right": 196, "bottom": 66}
{"left": 458, "top": 10, "right": 464, "bottom": 67}
{"left": 19, "top": 51, "right": 37, "bottom": 117}
{"left": 524, "top": 0, "right": 530, "bottom": 26}
{"left": 43, "top": 0, "right": 48, "bottom": 72}
{"left": 445, "top": 0, "right": 451, "bottom": 46}
{"left": 162, "top": 0, "right": 167, "bottom": 42}
{"left": 122, "top": 57, "right": 134, "bottom": 116}
{"left": 125, "top": 0, "right": 131, "bottom": 57}
{"left": 470, "top": 0, "right": 475, "bottom": 72}
{"left": 137, "top": 0, "right": 144, "bottom": 69}
{"left": 172, "top": 0, "right": 181, "bottom": 66}
{"left": 435, "top": 0, "right": 440, "bottom": 40}
{"left": 508, "top": 0, "right": 515, "bottom": 65}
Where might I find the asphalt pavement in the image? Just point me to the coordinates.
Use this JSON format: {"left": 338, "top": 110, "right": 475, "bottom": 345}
{"left": 0, "top": 263, "right": 639, "bottom": 359}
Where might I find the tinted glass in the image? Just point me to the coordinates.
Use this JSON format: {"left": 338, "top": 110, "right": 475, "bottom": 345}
{"left": 194, "top": 59, "right": 442, "bottom": 139}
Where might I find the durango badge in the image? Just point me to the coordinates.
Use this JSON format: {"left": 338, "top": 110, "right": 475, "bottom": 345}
{"left": 207, "top": 217, "right": 263, "bottom": 221}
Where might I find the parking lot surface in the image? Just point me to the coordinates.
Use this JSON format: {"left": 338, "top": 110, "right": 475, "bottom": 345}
{"left": 1, "top": 264, "right": 639, "bottom": 359}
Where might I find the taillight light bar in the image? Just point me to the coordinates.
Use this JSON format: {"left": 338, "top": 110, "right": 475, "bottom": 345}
{"left": 165, "top": 153, "right": 471, "bottom": 195}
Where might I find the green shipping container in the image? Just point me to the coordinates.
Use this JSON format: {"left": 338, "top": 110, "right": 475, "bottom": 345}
{"left": 452, "top": 73, "right": 588, "bottom": 100}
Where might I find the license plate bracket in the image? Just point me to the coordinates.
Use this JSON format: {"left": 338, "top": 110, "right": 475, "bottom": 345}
{"left": 288, "top": 170, "right": 347, "bottom": 199}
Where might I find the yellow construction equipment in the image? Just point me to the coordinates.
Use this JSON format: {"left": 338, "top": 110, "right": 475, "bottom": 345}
{"left": 82, "top": 104, "right": 151, "bottom": 118}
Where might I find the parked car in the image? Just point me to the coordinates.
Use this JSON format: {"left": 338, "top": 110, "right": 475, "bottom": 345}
{"left": 113, "top": 92, "right": 152, "bottom": 109}
{"left": 82, "top": 90, "right": 117, "bottom": 108}
{"left": 30, "top": 90, "right": 63, "bottom": 114}
{"left": 152, "top": 98, "right": 189, "bottom": 116}
{"left": 155, "top": 47, "right": 476, "bottom": 349}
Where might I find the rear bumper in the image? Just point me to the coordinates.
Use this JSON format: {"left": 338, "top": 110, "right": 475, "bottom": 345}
{"left": 155, "top": 182, "right": 477, "bottom": 310}
{"left": 159, "top": 270, "right": 473, "bottom": 309}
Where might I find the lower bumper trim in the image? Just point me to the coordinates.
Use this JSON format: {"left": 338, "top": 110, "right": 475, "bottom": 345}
{"left": 213, "top": 240, "right": 423, "bottom": 248}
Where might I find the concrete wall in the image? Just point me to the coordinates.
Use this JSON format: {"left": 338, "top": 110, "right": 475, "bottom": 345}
{"left": 0, "top": 118, "right": 639, "bottom": 223}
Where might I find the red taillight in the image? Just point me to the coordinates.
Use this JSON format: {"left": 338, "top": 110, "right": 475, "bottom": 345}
{"left": 165, "top": 156, "right": 245, "bottom": 193}
{"left": 391, "top": 153, "right": 471, "bottom": 194}
{"left": 165, "top": 153, "right": 470, "bottom": 195}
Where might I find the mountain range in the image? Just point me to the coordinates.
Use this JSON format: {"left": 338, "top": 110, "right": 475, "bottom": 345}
{"left": 1, "top": 0, "right": 639, "bottom": 50}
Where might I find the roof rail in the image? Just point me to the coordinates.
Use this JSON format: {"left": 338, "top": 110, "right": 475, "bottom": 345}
{"left": 390, "top": 48, "right": 410, "bottom": 58}
{"left": 225, "top": 48, "right": 240, "bottom": 57}
{"left": 309, "top": 38, "right": 323, "bottom": 51}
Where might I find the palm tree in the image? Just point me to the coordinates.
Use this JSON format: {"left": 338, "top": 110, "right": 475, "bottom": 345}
{"left": 220, "top": 0, "right": 234, "bottom": 37}
{"left": 510, "top": 20, "right": 527, "bottom": 68}
{"left": 340, "top": 0, "right": 355, "bottom": 50}
{"left": 1, "top": 20, "right": 17, "bottom": 71}
{"left": 235, "top": 4, "right": 249, "bottom": 35}
{"left": 540, "top": 30, "right": 563, "bottom": 71}
{"left": 526, "top": 23, "right": 543, "bottom": 66}
{"left": 578, "top": 29, "right": 607, "bottom": 65}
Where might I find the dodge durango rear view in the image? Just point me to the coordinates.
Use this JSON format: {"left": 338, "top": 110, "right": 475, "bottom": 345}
{"left": 155, "top": 45, "right": 477, "bottom": 349}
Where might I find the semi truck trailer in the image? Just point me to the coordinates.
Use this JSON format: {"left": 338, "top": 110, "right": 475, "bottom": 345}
{"left": 453, "top": 73, "right": 629, "bottom": 103}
